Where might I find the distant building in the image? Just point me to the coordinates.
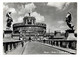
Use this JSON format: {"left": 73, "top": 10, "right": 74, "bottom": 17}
{"left": 45, "top": 33, "right": 54, "bottom": 37}
{"left": 12, "top": 13, "right": 46, "bottom": 40}
{"left": 53, "top": 31, "right": 66, "bottom": 40}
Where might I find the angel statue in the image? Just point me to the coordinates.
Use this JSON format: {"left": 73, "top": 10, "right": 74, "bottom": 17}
{"left": 66, "top": 12, "right": 74, "bottom": 30}
{"left": 6, "top": 12, "right": 13, "bottom": 28}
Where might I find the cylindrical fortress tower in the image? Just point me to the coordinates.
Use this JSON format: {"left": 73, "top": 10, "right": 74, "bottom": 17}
{"left": 13, "top": 13, "right": 46, "bottom": 40}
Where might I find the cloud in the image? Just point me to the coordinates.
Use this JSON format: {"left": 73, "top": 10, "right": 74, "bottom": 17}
{"left": 25, "top": 3, "right": 36, "bottom": 12}
{"left": 46, "top": 25, "right": 61, "bottom": 32}
{"left": 12, "top": 16, "right": 23, "bottom": 23}
{"left": 31, "top": 12, "right": 45, "bottom": 22}
{"left": 57, "top": 20, "right": 67, "bottom": 29}
{"left": 7, "top": 8, "right": 16, "bottom": 13}
{"left": 18, "top": 3, "right": 36, "bottom": 14}
{"left": 59, "top": 25, "right": 66, "bottom": 29}
{"left": 57, "top": 20, "right": 64, "bottom": 24}
{"left": 3, "top": 4, "right": 9, "bottom": 11}
{"left": 17, "top": 16, "right": 23, "bottom": 23}
{"left": 3, "top": 4, "right": 16, "bottom": 13}
{"left": 47, "top": 2, "right": 70, "bottom": 10}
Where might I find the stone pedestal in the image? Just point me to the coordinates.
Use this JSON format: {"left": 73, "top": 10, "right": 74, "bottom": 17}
{"left": 3, "top": 29, "right": 12, "bottom": 38}
{"left": 67, "top": 33, "right": 77, "bottom": 40}
{"left": 65, "top": 29, "right": 77, "bottom": 40}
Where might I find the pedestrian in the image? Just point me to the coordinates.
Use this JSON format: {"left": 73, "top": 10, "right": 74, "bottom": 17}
{"left": 20, "top": 36, "right": 24, "bottom": 47}
{"left": 21, "top": 41, "right": 24, "bottom": 47}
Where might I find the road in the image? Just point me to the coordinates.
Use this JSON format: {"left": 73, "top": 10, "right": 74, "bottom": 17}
{"left": 22, "top": 41, "right": 69, "bottom": 54}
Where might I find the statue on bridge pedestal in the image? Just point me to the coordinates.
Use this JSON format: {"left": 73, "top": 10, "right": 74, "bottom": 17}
{"left": 66, "top": 12, "right": 74, "bottom": 30}
{"left": 65, "top": 12, "right": 77, "bottom": 40}
{"left": 3, "top": 12, "right": 13, "bottom": 38}
{"left": 6, "top": 12, "right": 13, "bottom": 29}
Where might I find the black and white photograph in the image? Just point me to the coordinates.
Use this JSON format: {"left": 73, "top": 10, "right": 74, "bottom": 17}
{"left": 3, "top": 2, "right": 77, "bottom": 55}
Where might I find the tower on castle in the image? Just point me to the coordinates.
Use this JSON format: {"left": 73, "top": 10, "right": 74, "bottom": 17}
{"left": 23, "top": 12, "right": 36, "bottom": 25}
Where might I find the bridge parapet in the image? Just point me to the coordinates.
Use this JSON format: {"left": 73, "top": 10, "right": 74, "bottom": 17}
{"left": 38, "top": 40, "right": 77, "bottom": 50}
{"left": 3, "top": 40, "right": 25, "bottom": 53}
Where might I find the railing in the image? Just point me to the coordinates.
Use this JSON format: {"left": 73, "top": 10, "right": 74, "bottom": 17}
{"left": 38, "top": 40, "right": 77, "bottom": 50}
{"left": 3, "top": 40, "right": 24, "bottom": 53}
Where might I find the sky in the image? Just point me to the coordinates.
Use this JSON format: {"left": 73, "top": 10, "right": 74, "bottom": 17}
{"left": 3, "top": 2, "right": 77, "bottom": 33}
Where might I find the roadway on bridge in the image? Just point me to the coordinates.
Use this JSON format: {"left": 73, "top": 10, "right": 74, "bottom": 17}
{"left": 22, "top": 41, "right": 69, "bottom": 54}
